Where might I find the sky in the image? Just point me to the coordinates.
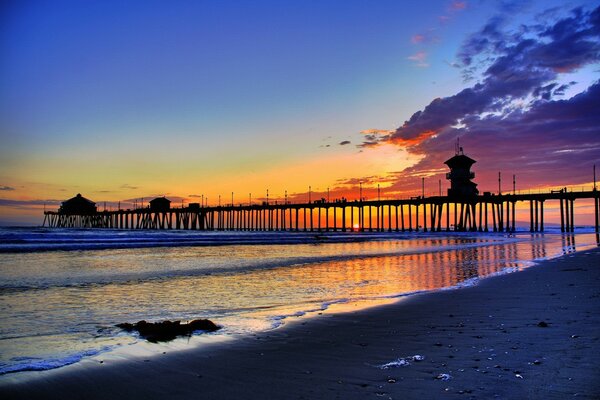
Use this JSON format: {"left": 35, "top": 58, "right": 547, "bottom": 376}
{"left": 1, "top": 0, "right": 599, "bottom": 225}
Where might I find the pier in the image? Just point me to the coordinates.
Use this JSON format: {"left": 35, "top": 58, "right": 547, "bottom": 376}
{"left": 42, "top": 147, "right": 600, "bottom": 233}
{"left": 43, "top": 190, "right": 600, "bottom": 233}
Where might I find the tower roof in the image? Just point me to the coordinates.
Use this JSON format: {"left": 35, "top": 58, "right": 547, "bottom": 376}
{"left": 444, "top": 154, "right": 476, "bottom": 168}
{"left": 63, "top": 193, "right": 96, "bottom": 206}
{"left": 149, "top": 197, "right": 171, "bottom": 204}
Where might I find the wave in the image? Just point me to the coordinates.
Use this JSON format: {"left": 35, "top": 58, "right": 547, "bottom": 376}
{"left": 0, "top": 235, "right": 519, "bottom": 291}
{"left": 0, "top": 347, "right": 112, "bottom": 375}
{"left": 2, "top": 226, "right": 582, "bottom": 253}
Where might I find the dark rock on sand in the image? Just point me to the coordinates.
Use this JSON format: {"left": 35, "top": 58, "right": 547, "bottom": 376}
{"left": 117, "top": 319, "right": 220, "bottom": 342}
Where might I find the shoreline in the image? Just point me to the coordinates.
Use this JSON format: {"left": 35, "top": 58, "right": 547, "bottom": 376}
{"left": 0, "top": 228, "right": 595, "bottom": 255}
{"left": 2, "top": 247, "right": 599, "bottom": 399}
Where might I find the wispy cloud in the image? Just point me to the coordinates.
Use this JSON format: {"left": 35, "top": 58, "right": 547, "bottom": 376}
{"left": 409, "top": 2, "right": 465, "bottom": 68}
{"left": 411, "top": 34, "right": 426, "bottom": 44}
{"left": 358, "top": 129, "right": 394, "bottom": 148}
{"left": 410, "top": 31, "right": 440, "bottom": 46}
{"left": 0, "top": 186, "right": 15, "bottom": 191}
{"left": 360, "top": 129, "right": 395, "bottom": 135}
{"left": 0, "top": 198, "right": 60, "bottom": 209}
{"left": 450, "top": 1, "right": 467, "bottom": 11}
{"left": 407, "top": 51, "right": 429, "bottom": 67}
{"left": 120, "top": 184, "right": 138, "bottom": 190}
{"left": 439, "top": 0, "right": 467, "bottom": 24}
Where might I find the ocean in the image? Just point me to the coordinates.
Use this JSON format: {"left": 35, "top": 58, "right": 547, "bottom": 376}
{"left": 0, "top": 227, "right": 597, "bottom": 377}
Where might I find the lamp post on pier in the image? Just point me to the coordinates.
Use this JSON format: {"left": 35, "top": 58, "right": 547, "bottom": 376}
{"left": 498, "top": 172, "right": 502, "bottom": 195}
{"left": 513, "top": 175, "right": 516, "bottom": 195}
{"left": 359, "top": 181, "right": 362, "bottom": 202}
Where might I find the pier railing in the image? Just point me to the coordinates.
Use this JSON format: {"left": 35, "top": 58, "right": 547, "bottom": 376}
{"left": 43, "top": 189, "right": 600, "bottom": 233}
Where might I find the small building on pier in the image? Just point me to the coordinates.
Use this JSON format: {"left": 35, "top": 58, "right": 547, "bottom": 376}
{"left": 59, "top": 193, "right": 97, "bottom": 214}
{"left": 149, "top": 197, "right": 171, "bottom": 212}
{"left": 445, "top": 147, "right": 479, "bottom": 199}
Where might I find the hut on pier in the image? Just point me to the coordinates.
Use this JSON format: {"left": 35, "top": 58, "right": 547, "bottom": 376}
{"left": 149, "top": 197, "right": 171, "bottom": 212}
{"left": 59, "top": 193, "right": 97, "bottom": 214}
{"left": 445, "top": 146, "right": 479, "bottom": 199}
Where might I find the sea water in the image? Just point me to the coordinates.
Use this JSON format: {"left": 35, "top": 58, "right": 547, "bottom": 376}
{"left": 0, "top": 227, "right": 597, "bottom": 376}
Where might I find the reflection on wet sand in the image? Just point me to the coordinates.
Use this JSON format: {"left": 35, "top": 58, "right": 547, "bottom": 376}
{"left": 29, "top": 235, "right": 547, "bottom": 334}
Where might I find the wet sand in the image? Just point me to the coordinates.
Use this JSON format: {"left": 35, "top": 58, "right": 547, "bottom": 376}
{"left": 2, "top": 247, "right": 599, "bottom": 399}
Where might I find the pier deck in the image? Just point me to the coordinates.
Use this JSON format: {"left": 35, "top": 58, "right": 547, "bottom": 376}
{"left": 43, "top": 190, "right": 600, "bottom": 233}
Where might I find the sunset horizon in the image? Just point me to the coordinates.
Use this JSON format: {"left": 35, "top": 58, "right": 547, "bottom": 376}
{"left": 2, "top": 0, "right": 599, "bottom": 226}
{"left": 1, "top": 2, "right": 600, "bottom": 399}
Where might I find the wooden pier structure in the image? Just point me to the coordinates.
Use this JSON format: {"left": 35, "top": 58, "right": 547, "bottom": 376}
{"left": 42, "top": 148, "right": 600, "bottom": 233}
{"left": 43, "top": 190, "right": 600, "bottom": 233}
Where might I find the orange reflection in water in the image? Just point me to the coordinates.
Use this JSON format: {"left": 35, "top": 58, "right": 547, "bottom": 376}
{"left": 2, "top": 233, "right": 597, "bottom": 376}
{"left": 48, "top": 237, "right": 542, "bottom": 336}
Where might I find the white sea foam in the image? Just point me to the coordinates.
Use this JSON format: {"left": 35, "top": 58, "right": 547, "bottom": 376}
{"left": 377, "top": 355, "right": 425, "bottom": 369}
{"left": 0, "top": 347, "right": 112, "bottom": 375}
{"left": 267, "top": 298, "right": 351, "bottom": 329}
{"left": 379, "top": 358, "right": 410, "bottom": 368}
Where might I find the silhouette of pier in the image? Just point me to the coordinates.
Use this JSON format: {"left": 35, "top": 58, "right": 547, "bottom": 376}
{"left": 42, "top": 190, "right": 600, "bottom": 233}
{"left": 43, "top": 147, "right": 600, "bottom": 233}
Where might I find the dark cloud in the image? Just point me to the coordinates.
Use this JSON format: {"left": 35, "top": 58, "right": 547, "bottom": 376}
{"left": 386, "top": 80, "right": 600, "bottom": 192}
{"left": 358, "top": 129, "right": 394, "bottom": 148}
{"left": 359, "top": 136, "right": 382, "bottom": 148}
{"left": 457, "top": 5, "right": 600, "bottom": 81}
{"left": 0, "top": 186, "right": 15, "bottom": 191}
{"left": 361, "top": 5, "right": 600, "bottom": 190}
{"left": 532, "top": 83, "right": 558, "bottom": 100}
{"left": 498, "top": 0, "right": 534, "bottom": 15}
{"left": 0, "top": 199, "right": 60, "bottom": 208}
{"left": 336, "top": 175, "right": 382, "bottom": 186}
{"left": 552, "top": 81, "right": 576, "bottom": 96}
{"left": 339, "top": 140, "right": 351, "bottom": 146}
{"left": 459, "top": 15, "right": 508, "bottom": 69}
{"left": 120, "top": 184, "right": 138, "bottom": 190}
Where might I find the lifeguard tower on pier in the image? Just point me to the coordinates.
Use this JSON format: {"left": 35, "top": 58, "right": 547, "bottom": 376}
{"left": 445, "top": 140, "right": 479, "bottom": 199}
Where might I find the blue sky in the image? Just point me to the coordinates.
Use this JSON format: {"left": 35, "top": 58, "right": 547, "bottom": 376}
{"left": 1, "top": 0, "right": 599, "bottom": 225}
